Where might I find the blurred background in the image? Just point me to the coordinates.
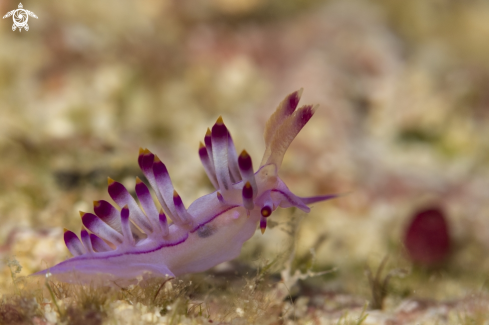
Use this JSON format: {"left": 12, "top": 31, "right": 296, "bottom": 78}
{"left": 1, "top": 0, "right": 489, "bottom": 308}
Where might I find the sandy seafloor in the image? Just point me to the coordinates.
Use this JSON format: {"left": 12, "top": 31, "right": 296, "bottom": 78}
{"left": 1, "top": 0, "right": 489, "bottom": 323}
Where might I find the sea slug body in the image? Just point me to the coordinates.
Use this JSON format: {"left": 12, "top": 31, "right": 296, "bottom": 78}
{"left": 34, "top": 89, "right": 339, "bottom": 284}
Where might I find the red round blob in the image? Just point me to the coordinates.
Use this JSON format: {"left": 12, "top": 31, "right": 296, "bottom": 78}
{"left": 404, "top": 207, "right": 451, "bottom": 267}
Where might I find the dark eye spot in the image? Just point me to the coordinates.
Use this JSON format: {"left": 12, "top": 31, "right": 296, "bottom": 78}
{"left": 196, "top": 224, "right": 215, "bottom": 238}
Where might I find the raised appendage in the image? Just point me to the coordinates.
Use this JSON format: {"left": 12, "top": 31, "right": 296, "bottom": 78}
{"left": 34, "top": 89, "right": 339, "bottom": 283}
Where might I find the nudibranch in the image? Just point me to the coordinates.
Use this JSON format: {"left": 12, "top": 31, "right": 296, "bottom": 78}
{"left": 35, "top": 89, "right": 338, "bottom": 283}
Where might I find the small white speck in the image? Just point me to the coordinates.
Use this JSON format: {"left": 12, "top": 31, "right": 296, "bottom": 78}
{"left": 236, "top": 308, "right": 244, "bottom": 317}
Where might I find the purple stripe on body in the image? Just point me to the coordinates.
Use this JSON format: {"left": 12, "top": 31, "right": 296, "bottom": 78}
{"left": 189, "top": 205, "right": 239, "bottom": 234}
{"left": 54, "top": 233, "right": 190, "bottom": 267}
{"left": 54, "top": 205, "right": 241, "bottom": 271}
{"left": 129, "top": 233, "right": 188, "bottom": 255}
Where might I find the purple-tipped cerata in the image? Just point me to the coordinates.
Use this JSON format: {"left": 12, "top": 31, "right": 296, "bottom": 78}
{"left": 34, "top": 89, "right": 340, "bottom": 283}
{"left": 90, "top": 234, "right": 112, "bottom": 253}
{"left": 63, "top": 229, "right": 85, "bottom": 256}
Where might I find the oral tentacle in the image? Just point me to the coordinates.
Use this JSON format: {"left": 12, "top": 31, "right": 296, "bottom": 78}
{"left": 198, "top": 142, "right": 219, "bottom": 189}
{"left": 80, "top": 212, "right": 124, "bottom": 245}
{"left": 108, "top": 177, "right": 153, "bottom": 234}
{"left": 64, "top": 229, "right": 85, "bottom": 256}
{"left": 238, "top": 150, "right": 257, "bottom": 195}
{"left": 90, "top": 234, "right": 113, "bottom": 252}
{"left": 211, "top": 116, "right": 232, "bottom": 191}
{"left": 270, "top": 189, "right": 309, "bottom": 214}
{"left": 121, "top": 205, "right": 135, "bottom": 246}
{"left": 135, "top": 176, "right": 161, "bottom": 232}
{"left": 158, "top": 209, "right": 169, "bottom": 237}
{"left": 80, "top": 229, "right": 94, "bottom": 254}
{"left": 299, "top": 193, "right": 342, "bottom": 205}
